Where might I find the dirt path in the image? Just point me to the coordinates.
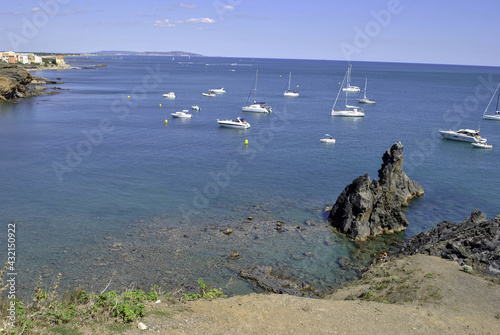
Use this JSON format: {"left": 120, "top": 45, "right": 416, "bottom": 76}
{"left": 116, "top": 255, "right": 499, "bottom": 334}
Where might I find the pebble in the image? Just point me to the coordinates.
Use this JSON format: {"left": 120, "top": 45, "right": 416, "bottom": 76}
{"left": 137, "top": 322, "right": 147, "bottom": 330}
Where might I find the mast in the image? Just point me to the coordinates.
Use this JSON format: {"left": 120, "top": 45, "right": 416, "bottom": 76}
{"left": 483, "top": 83, "right": 500, "bottom": 115}
{"left": 496, "top": 84, "right": 500, "bottom": 112}
{"left": 288, "top": 72, "right": 292, "bottom": 91}
{"left": 333, "top": 71, "right": 348, "bottom": 111}
{"left": 363, "top": 78, "right": 367, "bottom": 99}
{"left": 254, "top": 70, "right": 258, "bottom": 103}
{"left": 346, "top": 65, "right": 351, "bottom": 87}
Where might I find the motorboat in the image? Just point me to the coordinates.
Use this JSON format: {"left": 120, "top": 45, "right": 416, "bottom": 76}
{"left": 217, "top": 117, "right": 250, "bottom": 129}
{"left": 202, "top": 91, "right": 216, "bottom": 97}
{"left": 471, "top": 142, "right": 493, "bottom": 149}
{"left": 242, "top": 102, "right": 272, "bottom": 113}
{"left": 209, "top": 88, "right": 226, "bottom": 94}
{"left": 342, "top": 65, "right": 360, "bottom": 93}
{"left": 171, "top": 110, "right": 192, "bottom": 118}
{"left": 332, "top": 70, "right": 365, "bottom": 117}
{"left": 320, "top": 134, "right": 336, "bottom": 143}
{"left": 242, "top": 70, "right": 272, "bottom": 113}
{"left": 439, "top": 129, "right": 486, "bottom": 143}
{"left": 284, "top": 72, "right": 299, "bottom": 97}
{"left": 163, "top": 92, "right": 176, "bottom": 98}
{"left": 357, "top": 78, "right": 376, "bottom": 104}
{"left": 191, "top": 105, "right": 201, "bottom": 111}
{"left": 483, "top": 83, "right": 500, "bottom": 120}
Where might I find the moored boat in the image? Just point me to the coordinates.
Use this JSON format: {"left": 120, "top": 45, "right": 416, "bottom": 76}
{"left": 320, "top": 134, "right": 336, "bottom": 143}
{"left": 163, "top": 92, "right": 176, "bottom": 98}
{"left": 217, "top": 117, "right": 250, "bottom": 129}
{"left": 471, "top": 142, "right": 493, "bottom": 149}
{"left": 439, "top": 129, "right": 486, "bottom": 143}
{"left": 209, "top": 88, "right": 226, "bottom": 93}
{"left": 242, "top": 70, "right": 272, "bottom": 113}
{"left": 171, "top": 110, "right": 192, "bottom": 118}
{"left": 202, "top": 91, "right": 216, "bottom": 97}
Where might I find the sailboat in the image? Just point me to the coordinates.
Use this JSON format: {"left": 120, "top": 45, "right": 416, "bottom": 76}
{"left": 332, "top": 70, "right": 365, "bottom": 117}
{"left": 342, "top": 65, "right": 360, "bottom": 93}
{"left": 483, "top": 83, "right": 500, "bottom": 120}
{"left": 357, "top": 78, "right": 376, "bottom": 104}
{"left": 284, "top": 72, "right": 299, "bottom": 97}
{"left": 242, "top": 70, "right": 272, "bottom": 113}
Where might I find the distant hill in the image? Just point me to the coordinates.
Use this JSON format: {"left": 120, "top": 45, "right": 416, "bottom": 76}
{"left": 91, "top": 50, "right": 203, "bottom": 57}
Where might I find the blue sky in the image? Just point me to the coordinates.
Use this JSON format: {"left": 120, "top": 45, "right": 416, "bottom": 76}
{"left": 1, "top": 0, "right": 499, "bottom": 66}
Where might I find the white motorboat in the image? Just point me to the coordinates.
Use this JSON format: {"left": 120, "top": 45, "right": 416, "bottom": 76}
{"left": 242, "top": 70, "right": 272, "bottom": 113}
{"left": 171, "top": 110, "right": 192, "bottom": 118}
{"left": 439, "top": 129, "right": 486, "bottom": 143}
{"left": 471, "top": 142, "right": 493, "bottom": 149}
{"left": 320, "top": 134, "right": 336, "bottom": 143}
{"left": 209, "top": 88, "right": 226, "bottom": 94}
{"left": 217, "top": 117, "right": 250, "bottom": 129}
{"left": 202, "top": 91, "right": 216, "bottom": 97}
{"left": 332, "top": 71, "right": 365, "bottom": 117}
{"left": 163, "top": 92, "right": 176, "bottom": 98}
{"left": 284, "top": 72, "right": 299, "bottom": 97}
{"left": 483, "top": 83, "right": 500, "bottom": 120}
{"left": 191, "top": 105, "right": 201, "bottom": 111}
{"left": 342, "top": 65, "right": 360, "bottom": 93}
{"left": 357, "top": 78, "right": 376, "bottom": 104}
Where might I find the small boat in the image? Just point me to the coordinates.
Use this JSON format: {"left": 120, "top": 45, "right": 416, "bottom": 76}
{"left": 357, "top": 78, "right": 376, "bottom": 104}
{"left": 191, "top": 105, "right": 201, "bottom": 111}
{"left": 483, "top": 83, "right": 500, "bottom": 120}
{"left": 242, "top": 70, "right": 272, "bottom": 113}
{"left": 171, "top": 110, "right": 192, "bottom": 118}
{"left": 162, "top": 92, "right": 176, "bottom": 98}
{"left": 202, "top": 91, "right": 216, "bottom": 97}
{"left": 284, "top": 72, "right": 299, "bottom": 97}
{"left": 471, "top": 142, "right": 493, "bottom": 149}
{"left": 439, "top": 129, "right": 486, "bottom": 143}
{"left": 217, "top": 117, "right": 250, "bottom": 129}
{"left": 209, "top": 88, "right": 226, "bottom": 94}
{"left": 320, "top": 134, "right": 336, "bottom": 143}
{"left": 342, "top": 65, "right": 360, "bottom": 93}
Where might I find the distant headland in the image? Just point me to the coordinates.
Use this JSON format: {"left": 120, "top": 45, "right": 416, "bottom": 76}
{"left": 86, "top": 50, "right": 203, "bottom": 57}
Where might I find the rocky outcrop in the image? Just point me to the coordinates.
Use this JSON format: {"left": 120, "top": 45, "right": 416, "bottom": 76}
{"left": 329, "top": 142, "right": 424, "bottom": 241}
{"left": 401, "top": 210, "right": 500, "bottom": 276}
{"left": 240, "top": 265, "right": 319, "bottom": 297}
{"left": 0, "top": 63, "right": 58, "bottom": 102}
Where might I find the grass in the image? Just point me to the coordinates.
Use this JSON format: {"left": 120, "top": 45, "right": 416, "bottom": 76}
{"left": 0, "top": 274, "right": 225, "bottom": 335}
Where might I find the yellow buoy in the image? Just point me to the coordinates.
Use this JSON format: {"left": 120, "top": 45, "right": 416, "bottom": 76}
{"left": 127, "top": 95, "right": 130, "bottom": 99}
{"left": 164, "top": 120, "right": 168, "bottom": 124}
{"left": 159, "top": 104, "right": 162, "bottom": 107}
{"left": 245, "top": 139, "right": 248, "bottom": 146}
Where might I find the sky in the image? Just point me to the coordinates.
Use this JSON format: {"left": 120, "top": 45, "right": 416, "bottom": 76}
{"left": 0, "top": 0, "right": 499, "bottom": 66}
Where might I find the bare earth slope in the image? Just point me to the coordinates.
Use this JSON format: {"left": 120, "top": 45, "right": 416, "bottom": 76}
{"left": 119, "top": 254, "right": 500, "bottom": 335}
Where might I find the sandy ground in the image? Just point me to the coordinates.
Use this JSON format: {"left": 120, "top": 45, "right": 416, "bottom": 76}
{"left": 114, "top": 254, "right": 500, "bottom": 335}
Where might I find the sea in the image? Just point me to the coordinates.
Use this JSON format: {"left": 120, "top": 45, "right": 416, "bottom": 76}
{"left": 1, "top": 56, "right": 499, "bottom": 297}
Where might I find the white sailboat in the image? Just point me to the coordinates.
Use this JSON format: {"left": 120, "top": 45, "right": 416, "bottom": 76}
{"left": 342, "top": 65, "right": 360, "bottom": 93}
{"left": 483, "top": 83, "right": 500, "bottom": 120}
{"left": 242, "top": 70, "right": 272, "bottom": 113}
{"left": 284, "top": 72, "right": 299, "bottom": 97}
{"left": 357, "top": 78, "right": 376, "bottom": 104}
{"left": 332, "top": 70, "right": 365, "bottom": 117}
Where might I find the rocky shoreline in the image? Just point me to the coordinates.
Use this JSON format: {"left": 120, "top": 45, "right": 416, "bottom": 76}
{"left": 0, "top": 63, "right": 63, "bottom": 102}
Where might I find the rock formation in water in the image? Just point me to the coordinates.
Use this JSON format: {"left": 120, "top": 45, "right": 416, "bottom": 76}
{"left": 0, "top": 63, "right": 58, "bottom": 102}
{"left": 329, "top": 142, "right": 424, "bottom": 241}
{"left": 401, "top": 209, "right": 500, "bottom": 276}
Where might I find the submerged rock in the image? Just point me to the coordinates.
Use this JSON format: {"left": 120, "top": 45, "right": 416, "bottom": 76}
{"left": 240, "top": 265, "right": 319, "bottom": 297}
{"left": 401, "top": 209, "right": 500, "bottom": 276}
{"left": 329, "top": 142, "right": 424, "bottom": 241}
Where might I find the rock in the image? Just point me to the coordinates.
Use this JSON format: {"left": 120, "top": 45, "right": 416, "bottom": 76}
{"left": 240, "top": 265, "right": 319, "bottom": 297}
{"left": 329, "top": 142, "right": 424, "bottom": 241}
{"left": 0, "top": 64, "right": 58, "bottom": 102}
{"left": 137, "top": 322, "right": 147, "bottom": 330}
{"left": 401, "top": 210, "right": 500, "bottom": 276}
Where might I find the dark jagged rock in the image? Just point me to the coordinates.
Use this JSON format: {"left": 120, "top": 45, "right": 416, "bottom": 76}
{"left": 240, "top": 265, "right": 319, "bottom": 297}
{"left": 0, "top": 63, "right": 58, "bottom": 102}
{"left": 329, "top": 142, "right": 424, "bottom": 241}
{"left": 401, "top": 210, "right": 500, "bottom": 276}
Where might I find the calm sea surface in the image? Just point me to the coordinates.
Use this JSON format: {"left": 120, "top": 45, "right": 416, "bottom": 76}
{"left": 1, "top": 56, "right": 499, "bottom": 295}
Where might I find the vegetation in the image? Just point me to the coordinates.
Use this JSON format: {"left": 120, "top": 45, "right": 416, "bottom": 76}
{"left": 0, "top": 272, "right": 225, "bottom": 335}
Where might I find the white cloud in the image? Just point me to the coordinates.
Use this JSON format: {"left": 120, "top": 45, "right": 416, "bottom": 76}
{"left": 154, "top": 17, "right": 216, "bottom": 27}
{"left": 179, "top": 3, "right": 197, "bottom": 9}
{"left": 154, "top": 19, "right": 177, "bottom": 27}
{"left": 185, "top": 17, "right": 216, "bottom": 24}
{"left": 217, "top": 5, "right": 234, "bottom": 10}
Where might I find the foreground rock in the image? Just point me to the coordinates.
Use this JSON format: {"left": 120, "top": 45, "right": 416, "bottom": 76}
{"left": 240, "top": 265, "right": 319, "bottom": 297}
{"left": 0, "top": 63, "right": 58, "bottom": 101}
{"left": 401, "top": 209, "right": 500, "bottom": 276}
{"left": 329, "top": 142, "right": 424, "bottom": 241}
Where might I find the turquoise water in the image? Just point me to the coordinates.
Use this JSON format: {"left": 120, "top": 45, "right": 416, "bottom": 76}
{"left": 1, "top": 56, "right": 499, "bottom": 295}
